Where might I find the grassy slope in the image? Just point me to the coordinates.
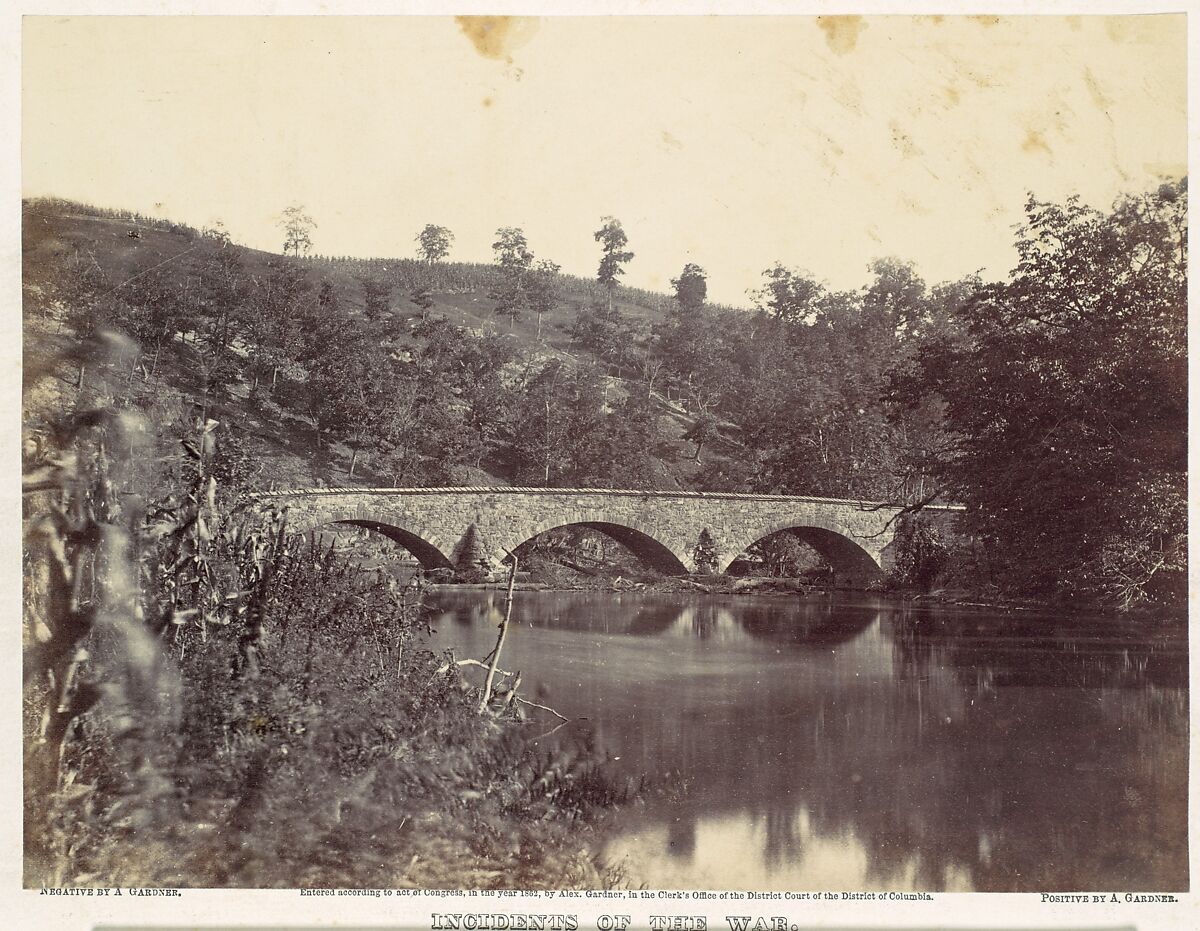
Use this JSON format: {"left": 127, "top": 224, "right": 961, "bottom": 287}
{"left": 23, "top": 201, "right": 745, "bottom": 492}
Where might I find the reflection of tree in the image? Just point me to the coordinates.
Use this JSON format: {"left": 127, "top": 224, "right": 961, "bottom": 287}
{"left": 428, "top": 591, "right": 1187, "bottom": 890}
{"left": 781, "top": 612, "right": 1188, "bottom": 890}
{"left": 665, "top": 816, "right": 696, "bottom": 861}
{"left": 688, "top": 604, "right": 720, "bottom": 640}
{"left": 617, "top": 608, "right": 1186, "bottom": 890}
{"left": 890, "top": 606, "right": 1189, "bottom": 691}
{"left": 761, "top": 807, "right": 805, "bottom": 868}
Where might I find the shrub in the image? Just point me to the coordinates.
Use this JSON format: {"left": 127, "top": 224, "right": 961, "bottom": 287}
{"left": 692, "top": 528, "right": 719, "bottom": 575}
{"left": 888, "top": 516, "right": 950, "bottom": 592}
{"left": 23, "top": 364, "right": 626, "bottom": 888}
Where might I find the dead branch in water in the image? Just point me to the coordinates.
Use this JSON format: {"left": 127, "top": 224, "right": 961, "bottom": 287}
{"left": 480, "top": 557, "right": 518, "bottom": 711}
{"left": 514, "top": 695, "right": 568, "bottom": 721}
{"left": 436, "top": 656, "right": 514, "bottom": 678}
{"left": 432, "top": 559, "right": 571, "bottom": 723}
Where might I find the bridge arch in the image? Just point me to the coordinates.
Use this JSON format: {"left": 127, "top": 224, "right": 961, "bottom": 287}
{"left": 719, "top": 517, "right": 884, "bottom": 584}
{"left": 490, "top": 516, "right": 691, "bottom": 575}
{"left": 286, "top": 509, "right": 455, "bottom": 570}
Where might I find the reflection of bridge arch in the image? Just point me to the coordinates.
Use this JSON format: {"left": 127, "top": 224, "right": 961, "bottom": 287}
{"left": 491, "top": 517, "right": 690, "bottom": 575}
{"left": 287, "top": 511, "right": 455, "bottom": 570}
{"left": 738, "top": 600, "right": 881, "bottom": 649}
{"left": 719, "top": 518, "right": 886, "bottom": 584}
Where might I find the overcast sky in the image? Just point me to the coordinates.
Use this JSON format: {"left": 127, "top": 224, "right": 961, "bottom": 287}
{"left": 23, "top": 14, "right": 1186, "bottom": 305}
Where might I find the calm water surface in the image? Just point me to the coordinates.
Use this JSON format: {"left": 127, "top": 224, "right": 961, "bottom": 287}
{"left": 425, "top": 591, "right": 1188, "bottom": 891}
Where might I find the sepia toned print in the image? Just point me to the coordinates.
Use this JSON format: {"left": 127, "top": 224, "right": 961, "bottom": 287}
{"left": 20, "top": 14, "right": 1186, "bottom": 893}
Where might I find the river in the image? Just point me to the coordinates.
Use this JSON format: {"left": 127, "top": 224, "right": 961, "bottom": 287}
{"left": 424, "top": 590, "right": 1188, "bottom": 892}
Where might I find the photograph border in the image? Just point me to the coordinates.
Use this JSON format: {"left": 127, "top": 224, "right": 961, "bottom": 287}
{"left": 3, "top": 1, "right": 1195, "bottom": 928}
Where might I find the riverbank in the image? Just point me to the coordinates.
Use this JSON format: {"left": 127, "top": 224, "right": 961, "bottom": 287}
{"left": 433, "top": 576, "right": 805, "bottom": 594}
{"left": 25, "top": 514, "right": 632, "bottom": 889}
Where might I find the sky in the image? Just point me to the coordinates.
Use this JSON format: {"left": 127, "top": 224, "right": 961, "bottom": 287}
{"left": 22, "top": 14, "right": 1187, "bottom": 306}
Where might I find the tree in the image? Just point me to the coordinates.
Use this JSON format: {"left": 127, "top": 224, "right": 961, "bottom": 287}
{"left": 415, "top": 224, "right": 454, "bottom": 264}
{"left": 671, "top": 262, "right": 707, "bottom": 312}
{"left": 526, "top": 258, "right": 561, "bottom": 342}
{"left": 894, "top": 179, "right": 1186, "bottom": 606}
{"left": 742, "top": 532, "right": 821, "bottom": 578}
{"left": 888, "top": 517, "right": 950, "bottom": 592}
{"left": 490, "top": 227, "right": 534, "bottom": 330}
{"left": 409, "top": 284, "right": 435, "bottom": 319}
{"left": 298, "top": 281, "right": 344, "bottom": 361}
{"left": 492, "top": 226, "right": 533, "bottom": 274}
{"left": 862, "top": 257, "right": 927, "bottom": 340}
{"left": 245, "top": 258, "right": 311, "bottom": 393}
{"left": 653, "top": 263, "right": 729, "bottom": 413}
{"left": 682, "top": 412, "right": 719, "bottom": 463}
{"left": 279, "top": 204, "right": 316, "bottom": 256}
{"left": 590, "top": 392, "right": 665, "bottom": 489}
{"left": 594, "top": 217, "right": 634, "bottom": 312}
{"left": 119, "top": 266, "right": 185, "bottom": 381}
{"left": 752, "top": 264, "right": 825, "bottom": 326}
{"left": 692, "top": 528, "right": 719, "bottom": 575}
{"left": 568, "top": 299, "right": 637, "bottom": 372}
{"left": 54, "top": 248, "right": 116, "bottom": 389}
{"left": 191, "top": 239, "right": 250, "bottom": 414}
{"left": 496, "top": 360, "right": 608, "bottom": 486}
{"left": 408, "top": 317, "right": 514, "bottom": 471}
{"left": 359, "top": 277, "right": 392, "bottom": 323}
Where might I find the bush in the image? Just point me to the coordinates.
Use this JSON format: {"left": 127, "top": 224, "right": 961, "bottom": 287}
{"left": 23, "top": 388, "right": 626, "bottom": 888}
{"left": 888, "top": 517, "right": 950, "bottom": 593}
{"left": 692, "top": 528, "right": 719, "bottom": 575}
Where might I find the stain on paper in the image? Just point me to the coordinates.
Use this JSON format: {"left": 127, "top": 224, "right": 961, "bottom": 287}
{"left": 1022, "top": 129, "right": 1052, "bottom": 156}
{"left": 1082, "top": 67, "right": 1113, "bottom": 114}
{"left": 898, "top": 193, "right": 931, "bottom": 216}
{"left": 817, "top": 16, "right": 866, "bottom": 55}
{"left": 456, "top": 16, "right": 539, "bottom": 63}
{"left": 890, "top": 121, "right": 923, "bottom": 159}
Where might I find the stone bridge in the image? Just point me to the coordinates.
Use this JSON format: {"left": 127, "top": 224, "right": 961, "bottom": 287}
{"left": 257, "top": 487, "right": 963, "bottom": 586}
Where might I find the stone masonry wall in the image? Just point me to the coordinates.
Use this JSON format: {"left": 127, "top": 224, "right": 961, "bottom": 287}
{"left": 261, "top": 488, "right": 962, "bottom": 581}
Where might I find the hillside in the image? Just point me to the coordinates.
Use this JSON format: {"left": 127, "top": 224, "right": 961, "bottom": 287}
{"left": 22, "top": 198, "right": 743, "bottom": 494}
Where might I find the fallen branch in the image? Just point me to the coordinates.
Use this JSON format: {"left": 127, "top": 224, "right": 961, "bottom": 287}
{"left": 530, "top": 720, "right": 573, "bottom": 743}
{"left": 439, "top": 657, "right": 514, "bottom": 677}
{"left": 514, "top": 696, "right": 568, "bottom": 721}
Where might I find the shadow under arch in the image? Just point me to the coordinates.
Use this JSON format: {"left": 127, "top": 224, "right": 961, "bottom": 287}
{"left": 496, "top": 520, "right": 689, "bottom": 575}
{"left": 722, "top": 524, "right": 884, "bottom": 585}
{"left": 313, "top": 518, "right": 455, "bottom": 570}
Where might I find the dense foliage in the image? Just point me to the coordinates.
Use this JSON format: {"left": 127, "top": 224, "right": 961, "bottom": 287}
{"left": 23, "top": 349, "right": 624, "bottom": 887}
{"left": 891, "top": 180, "right": 1187, "bottom": 607}
{"left": 22, "top": 180, "right": 1187, "bottom": 607}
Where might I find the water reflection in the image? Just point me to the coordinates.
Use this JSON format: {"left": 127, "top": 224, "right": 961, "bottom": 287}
{"left": 425, "top": 591, "right": 1188, "bottom": 891}
{"left": 737, "top": 599, "right": 879, "bottom": 649}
